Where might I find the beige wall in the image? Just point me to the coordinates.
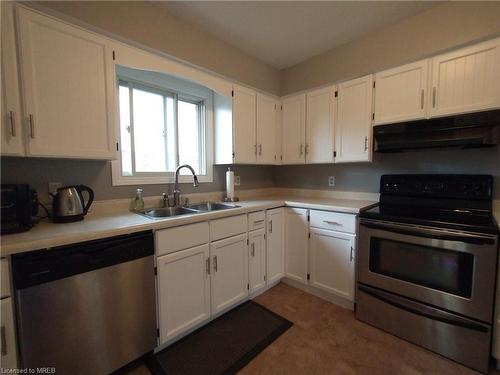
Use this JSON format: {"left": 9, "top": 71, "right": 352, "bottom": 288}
{"left": 281, "top": 2, "right": 500, "bottom": 96}
{"left": 35, "top": 1, "right": 281, "bottom": 95}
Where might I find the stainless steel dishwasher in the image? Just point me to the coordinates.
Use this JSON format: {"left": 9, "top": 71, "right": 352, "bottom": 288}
{"left": 12, "top": 231, "right": 157, "bottom": 375}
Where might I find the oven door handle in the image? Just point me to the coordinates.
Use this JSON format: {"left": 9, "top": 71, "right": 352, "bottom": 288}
{"left": 358, "top": 284, "right": 489, "bottom": 332}
{"left": 360, "top": 221, "right": 495, "bottom": 245}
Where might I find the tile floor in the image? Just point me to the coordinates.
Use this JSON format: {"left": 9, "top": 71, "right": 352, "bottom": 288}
{"left": 125, "top": 283, "right": 499, "bottom": 375}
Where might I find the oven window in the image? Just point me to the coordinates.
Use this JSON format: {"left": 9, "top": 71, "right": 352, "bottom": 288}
{"left": 369, "top": 238, "right": 474, "bottom": 298}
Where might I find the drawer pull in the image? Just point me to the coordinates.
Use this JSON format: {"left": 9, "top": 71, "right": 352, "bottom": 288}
{"left": 323, "top": 220, "right": 342, "bottom": 226}
{"left": 213, "top": 256, "right": 218, "bottom": 272}
{"left": 253, "top": 219, "right": 264, "bottom": 224}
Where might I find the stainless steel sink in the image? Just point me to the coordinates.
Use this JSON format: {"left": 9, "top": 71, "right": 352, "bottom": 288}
{"left": 188, "top": 202, "right": 239, "bottom": 212}
{"left": 139, "top": 206, "right": 199, "bottom": 219}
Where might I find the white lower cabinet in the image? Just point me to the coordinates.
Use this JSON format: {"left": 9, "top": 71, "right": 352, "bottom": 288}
{"left": 266, "top": 208, "right": 285, "bottom": 284}
{"left": 248, "top": 229, "right": 266, "bottom": 294}
{"left": 210, "top": 233, "right": 249, "bottom": 315}
{"left": 309, "top": 228, "right": 356, "bottom": 301}
{"left": 1, "top": 297, "right": 18, "bottom": 369}
{"left": 157, "top": 244, "right": 211, "bottom": 344}
{"left": 285, "top": 207, "right": 309, "bottom": 284}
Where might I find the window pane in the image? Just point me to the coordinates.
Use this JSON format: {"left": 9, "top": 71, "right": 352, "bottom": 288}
{"left": 133, "top": 88, "right": 168, "bottom": 172}
{"left": 166, "top": 96, "right": 176, "bottom": 171}
{"left": 118, "top": 85, "right": 132, "bottom": 176}
{"left": 178, "top": 100, "right": 201, "bottom": 174}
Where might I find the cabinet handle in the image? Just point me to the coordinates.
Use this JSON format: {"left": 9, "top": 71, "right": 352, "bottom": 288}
{"left": 350, "top": 247, "right": 354, "bottom": 262}
{"left": 29, "top": 114, "right": 35, "bottom": 138}
{"left": 206, "top": 257, "right": 211, "bottom": 275}
{"left": 323, "top": 220, "right": 342, "bottom": 226}
{"left": 420, "top": 89, "right": 425, "bottom": 110}
{"left": 9, "top": 111, "right": 16, "bottom": 137}
{"left": 213, "top": 256, "right": 218, "bottom": 272}
{"left": 432, "top": 87, "right": 436, "bottom": 108}
{"left": 299, "top": 144, "right": 303, "bottom": 156}
{"left": 251, "top": 243, "right": 255, "bottom": 257}
{"left": 364, "top": 136, "right": 368, "bottom": 152}
{"left": 254, "top": 144, "right": 257, "bottom": 156}
{"left": 305, "top": 144, "right": 309, "bottom": 155}
{"left": 0, "top": 326, "right": 6, "bottom": 356}
{"left": 269, "top": 220, "right": 273, "bottom": 234}
{"left": 253, "top": 219, "right": 264, "bottom": 224}
{"left": 259, "top": 144, "right": 262, "bottom": 156}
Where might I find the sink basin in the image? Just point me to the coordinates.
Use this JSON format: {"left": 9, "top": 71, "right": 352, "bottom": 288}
{"left": 188, "top": 202, "right": 239, "bottom": 212}
{"left": 139, "top": 206, "right": 199, "bottom": 219}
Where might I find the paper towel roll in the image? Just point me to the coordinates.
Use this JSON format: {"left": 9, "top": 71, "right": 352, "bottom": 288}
{"left": 226, "top": 169, "right": 234, "bottom": 199}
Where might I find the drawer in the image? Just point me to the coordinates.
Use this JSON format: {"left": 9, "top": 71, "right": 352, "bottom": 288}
{"left": 309, "top": 210, "right": 356, "bottom": 234}
{"left": 156, "top": 222, "right": 209, "bottom": 256}
{"left": 1, "top": 259, "right": 10, "bottom": 298}
{"left": 210, "top": 214, "right": 247, "bottom": 241}
{"left": 248, "top": 211, "right": 265, "bottom": 231}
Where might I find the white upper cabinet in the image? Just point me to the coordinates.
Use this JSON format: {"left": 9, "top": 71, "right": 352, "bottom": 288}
{"left": 285, "top": 207, "right": 309, "bottom": 284}
{"left": 335, "top": 75, "right": 374, "bottom": 163}
{"left": 429, "top": 38, "right": 500, "bottom": 118}
{"left": 281, "top": 94, "right": 306, "bottom": 164}
{"left": 374, "top": 60, "right": 429, "bottom": 125}
{"left": 16, "top": 7, "right": 117, "bottom": 159}
{"left": 256, "top": 93, "right": 277, "bottom": 164}
{"left": 306, "top": 86, "right": 335, "bottom": 163}
{"left": 1, "top": 2, "right": 24, "bottom": 156}
{"left": 232, "top": 84, "right": 257, "bottom": 163}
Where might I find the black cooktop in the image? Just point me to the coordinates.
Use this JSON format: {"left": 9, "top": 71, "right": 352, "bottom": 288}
{"left": 360, "top": 174, "right": 499, "bottom": 234}
{"left": 360, "top": 204, "right": 498, "bottom": 234}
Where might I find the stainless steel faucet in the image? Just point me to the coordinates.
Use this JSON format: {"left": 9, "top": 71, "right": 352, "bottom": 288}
{"left": 172, "top": 164, "right": 199, "bottom": 207}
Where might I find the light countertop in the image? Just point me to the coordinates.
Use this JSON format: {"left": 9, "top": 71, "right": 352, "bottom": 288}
{"left": 1, "top": 197, "right": 377, "bottom": 256}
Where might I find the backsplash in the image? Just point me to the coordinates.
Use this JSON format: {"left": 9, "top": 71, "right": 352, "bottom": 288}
{"left": 2, "top": 147, "right": 499, "bottom": 200}
{"left": 273, "top": 147, "right": 500, "bottom": 199}
{"left": 0, "top": 158, "right": 274, "bottom": 201}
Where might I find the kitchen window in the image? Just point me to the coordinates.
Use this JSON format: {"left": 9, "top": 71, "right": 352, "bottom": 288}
{"left": 112, "top": 74, "right": 213, "bottom": 185}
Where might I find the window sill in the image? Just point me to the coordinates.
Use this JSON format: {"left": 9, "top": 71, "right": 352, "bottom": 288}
{"left": 111, "top": 168, "right": 213, "bottom": 186}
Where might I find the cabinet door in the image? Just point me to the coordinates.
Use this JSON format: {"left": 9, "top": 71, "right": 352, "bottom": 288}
{"left": 430, "top": 38, "right": 500, "bottom": 118}
{"left": 266, "top": 208, "right": 285, "bottom": 285}
{"left": 1, "top": 2, "right": 24, "bottom": 156}
{"left": 282, "top": 94, "right": 306, "bottom": 164}
{"left": 274, "top": 102, "right": 283, "bottom": 165}
{"left": 249, "top": 229, "right": 266, "bottom": 294}
{"left": 374, "top": 60, "right": 429, "bottom": 125}
{"left": 306, "top": 86, "right": 335, "bottom": 163}
{"left": 210, "top": 233, "right": 249, "bottom": 315}
{"left": 285, "top": 207, "right": 309, "bottom": 284}
{"left": 256, "top": 93, "right": 277, "bottom": 164}
{"left": 1, "top": 297, "right": 18, "bottom": 369}
{"left": 233, "top": 84, "right": 256, "bottom": 163}
{"left": 157, "top": 244, "right": 211, "bottom": 344}
{"left": 309, "top": 228, "right": 355, "bottom": 301}
{"left": 17, "top": 7, "right": 117, "bottom": 159}
{"left": 335, "top": 75, "right": 373, "bottom": 163}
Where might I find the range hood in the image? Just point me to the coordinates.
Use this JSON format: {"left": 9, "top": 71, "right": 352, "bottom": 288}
{"left": 374, "top": 109, "right": 500, "bottom": 152}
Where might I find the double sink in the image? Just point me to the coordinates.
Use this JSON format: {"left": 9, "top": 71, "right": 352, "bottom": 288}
{"left": 138, "top": 202, "right": 239, "bottom": 219}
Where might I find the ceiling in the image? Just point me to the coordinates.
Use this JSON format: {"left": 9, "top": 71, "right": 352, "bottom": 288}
{"left": 157, "top": 1, "right": 437, "bottom": 69}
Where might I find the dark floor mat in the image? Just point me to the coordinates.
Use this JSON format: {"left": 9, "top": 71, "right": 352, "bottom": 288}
{"left": 146, "top": 300, "right": 292, "bottom": 375}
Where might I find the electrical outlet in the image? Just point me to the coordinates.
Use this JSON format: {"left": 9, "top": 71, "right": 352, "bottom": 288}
{"left": 328, "top": 176, "right": 335, "bottom": 187}
{"left": 48, "top": 182, "right": 62, "bottom": 195}
{"left": 235, "top": 176, "right": 241, "bottom": 186}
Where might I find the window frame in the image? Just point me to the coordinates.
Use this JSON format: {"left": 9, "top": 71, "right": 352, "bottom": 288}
{"left": 111, "top": 76, "right": 213, "bottom": 186}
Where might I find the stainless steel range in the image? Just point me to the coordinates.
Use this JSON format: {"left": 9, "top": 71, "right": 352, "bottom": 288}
{"left": 356, "top": 174, "right": 499, "bottom": 374}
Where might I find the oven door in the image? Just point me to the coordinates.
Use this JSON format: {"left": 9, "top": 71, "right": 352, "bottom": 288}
{"left": 358, "top": 219, "right": 498, "bottom": 323}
